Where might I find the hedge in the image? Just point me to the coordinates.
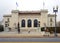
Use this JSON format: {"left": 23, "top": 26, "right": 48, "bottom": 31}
{"left": 0, "top": 25, "right": 4, "bottom": 32}
{"left": 46, "top": 27, "right": 60, "bottom": 33}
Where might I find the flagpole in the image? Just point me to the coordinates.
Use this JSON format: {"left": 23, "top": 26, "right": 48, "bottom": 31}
{"left": 43, "top": 0, "right": 45, "bottom": 9}
{"left": 16, "top": 6, "right": 17, "bottom": 10}
{"left": 43, "top": 2, "right": 44, "bottom": 9}
{"left": 16, "top": 2, "right": 17, "bottom": 10}
{"left": 16, "top": 2, "right": 18, "bottom": 10}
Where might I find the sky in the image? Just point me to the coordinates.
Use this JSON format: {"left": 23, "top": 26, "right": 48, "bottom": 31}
{"left": 0, "top": 0, "right": 60, "bottom": 21}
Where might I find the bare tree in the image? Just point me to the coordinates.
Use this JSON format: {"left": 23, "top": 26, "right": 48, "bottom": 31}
{"left": 57, "top": 21, "right": 60, "bottom": 27}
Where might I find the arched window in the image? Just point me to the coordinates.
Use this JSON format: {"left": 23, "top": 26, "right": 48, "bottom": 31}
{"left": 21, "top": 19, "right": 25, "bottom": 27}
{"left": 27, "top": 19, "right": 32, "bottom": 27}
{"left": 34, "top": 19, "right": 38, "bottom": 27}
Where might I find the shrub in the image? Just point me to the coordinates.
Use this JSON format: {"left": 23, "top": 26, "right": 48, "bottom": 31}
{"left": 46, "top": 27, "right": 60, "bottom": 33}
{"left": 41, "top": 27, "right": 45, "bottom": 31}
{"left": 0, "top": 25, "right": 4, "bottom": 32}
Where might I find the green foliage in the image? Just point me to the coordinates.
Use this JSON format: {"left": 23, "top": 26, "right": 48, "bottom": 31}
{"left": 0, "top": 25, "right": 4, "bottom": 32}
{"left": 41, "top": 27, "right": 45, "bottom": 31}
{"left": 47, "top": 27, "right": 60, "bottom": 33}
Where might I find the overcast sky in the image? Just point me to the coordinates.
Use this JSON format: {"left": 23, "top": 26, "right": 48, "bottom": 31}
{"left": 0, "top": 0, "right": 60, "bottom": 21}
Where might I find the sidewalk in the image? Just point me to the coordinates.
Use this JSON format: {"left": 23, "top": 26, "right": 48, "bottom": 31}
{"left": 0, "top": 31, "right": 43, "bottom": 38}
{"left": 0, "top": 31, "right": 60, "bottom": 38}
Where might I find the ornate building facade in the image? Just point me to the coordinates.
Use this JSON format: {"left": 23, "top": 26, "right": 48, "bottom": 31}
{"left": 3, "top": 9, "right": 55, "bottom": 33}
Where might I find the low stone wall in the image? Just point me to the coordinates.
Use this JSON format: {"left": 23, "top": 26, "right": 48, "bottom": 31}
{"left": 20, "top": 29, "right": 38, "bottom": 32}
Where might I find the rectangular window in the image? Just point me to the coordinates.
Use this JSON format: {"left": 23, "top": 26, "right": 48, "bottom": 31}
{"left": 5, "top": 24, "right": 9, "bottom": 27}
{"left": 5, "top": 21, "right": 8, "bottom": 23}
{"left": 50, "top": 23, "right": 52, "bottom": 27}
{"left": 8, "top": 24, "right": 9, "bottom": 26}
{"left": 50, "top": 18, "right": 53, "bottom": 22}
{"left": 5, "top": 24, "right": 8, "bottom": 27}
{"left": 7, "top": 18, "right": 9, "bottom": 22}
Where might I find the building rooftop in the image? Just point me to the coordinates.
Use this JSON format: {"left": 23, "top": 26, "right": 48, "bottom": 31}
{"left": 3, "top": 15, "right": 11, "bottom": 17}
{"left": 11, "top": 9, "right": 48, "bottom": 14}
{"left": 48, "top": 14, "right": 56, "bottom": 17}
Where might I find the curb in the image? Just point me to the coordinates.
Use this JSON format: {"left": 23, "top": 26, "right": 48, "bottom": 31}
{"left": 0, "top": 34, "right": 60, "bottom": 38}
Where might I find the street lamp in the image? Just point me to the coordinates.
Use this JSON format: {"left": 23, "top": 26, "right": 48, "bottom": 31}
{"left": 18, "top": 22, "right": 20, "bottom": 33}
{"left": 53, "top": 6, "right": 58, "bottom": 37}
{"left": 17, "top": 13, "right": 20, "bottom": 33}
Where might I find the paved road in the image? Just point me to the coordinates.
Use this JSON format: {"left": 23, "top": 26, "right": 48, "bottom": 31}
{"left": 0, "top": 31, "right": 60, "bottom": 42}
{"left": 0, "top": 38, "right": 60, "bottom": 42}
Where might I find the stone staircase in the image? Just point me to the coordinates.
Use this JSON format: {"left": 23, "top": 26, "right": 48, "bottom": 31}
{"left": 3, "top": 28, "right": 45, "bottom": 35}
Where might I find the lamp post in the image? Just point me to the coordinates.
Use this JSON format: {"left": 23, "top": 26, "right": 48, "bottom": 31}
{"left": 17, "top": 13, "right": 20, "bottom": 33}
{"left": 18, "top": 22, "right": 20, "bottom": 33}
{"left": 53, "top": 6, "right": 58, "bottom": 37}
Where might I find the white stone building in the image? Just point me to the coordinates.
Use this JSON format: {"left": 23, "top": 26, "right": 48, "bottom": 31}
{"left": 3, "top": 9, "right": 55, "bottom": 33}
